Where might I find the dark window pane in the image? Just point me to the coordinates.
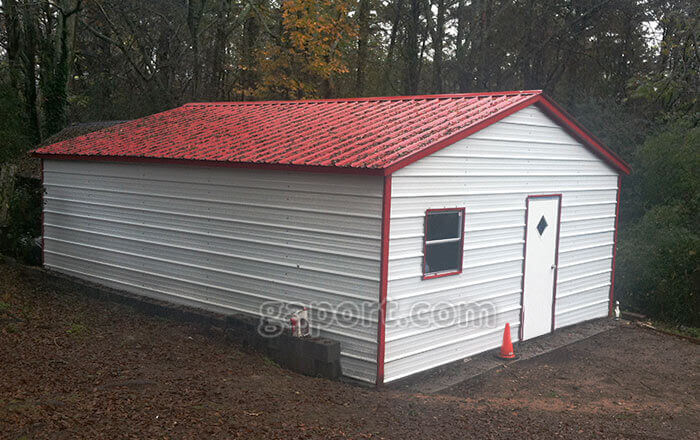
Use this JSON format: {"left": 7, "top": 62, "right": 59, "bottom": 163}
{"left": 537, "top": 215, "right": 548, "bottom": 235}
{"left": 424, "top": 241, "right": 461, "bottom": 274}
{"left": 426, "top": 211, "right": 461, "bottom": 241}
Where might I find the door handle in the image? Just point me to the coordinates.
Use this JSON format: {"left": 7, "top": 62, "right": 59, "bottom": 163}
{"left": 551, "top": 264, "right": 557, "bottom": 270}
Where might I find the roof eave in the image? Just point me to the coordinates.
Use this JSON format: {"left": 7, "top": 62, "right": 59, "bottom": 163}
{"left": 31, "top": 153, "right": 387, "bottom": 176}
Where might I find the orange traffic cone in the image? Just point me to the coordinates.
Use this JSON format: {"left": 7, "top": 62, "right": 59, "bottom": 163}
{"left": 498, "top": 322, "right": 517, "bottom": 360}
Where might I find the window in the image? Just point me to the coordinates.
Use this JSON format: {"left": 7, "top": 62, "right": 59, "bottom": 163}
{"left": 423, "top": 208, "right": 465, "bottom": 279}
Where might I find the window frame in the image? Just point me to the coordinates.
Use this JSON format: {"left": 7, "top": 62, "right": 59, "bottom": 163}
{"left": 422, "top": 207, "right": 466, "bottom": 280}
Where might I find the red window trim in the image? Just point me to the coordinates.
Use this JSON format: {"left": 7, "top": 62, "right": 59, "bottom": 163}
{"left": 422, "top": 208, "right": 466, "bottom": 280}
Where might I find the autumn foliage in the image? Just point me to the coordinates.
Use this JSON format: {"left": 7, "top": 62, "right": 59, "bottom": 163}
{"left": 255, "top": 0, "right": 356, "bottom": 99}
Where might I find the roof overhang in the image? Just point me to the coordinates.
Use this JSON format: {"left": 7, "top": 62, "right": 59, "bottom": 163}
{"left": 33, "top": 93, "right": 630, "bottom": 176}
{"left": 31, "top": 153, "right": 387, "bottom": 176}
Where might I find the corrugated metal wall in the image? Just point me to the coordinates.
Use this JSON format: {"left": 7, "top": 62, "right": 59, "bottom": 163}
{"left": 42, "top": 160, "right": 383, "bottom": 383}
{"left": 384, "top": 105, "right": 619, "bottom": 382}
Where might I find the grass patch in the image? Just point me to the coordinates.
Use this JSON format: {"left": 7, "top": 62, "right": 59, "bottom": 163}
{"left": 262, "top": 356, "right": 280, "bottom": 368}
{"left": 0, "top": 301, "right": 10, "bottom": 313}
{"left": 66, "top": 323, "right": 89, "bottom": 336}
{"left": 652, "top": 321, "right": 700, "bottom": 340}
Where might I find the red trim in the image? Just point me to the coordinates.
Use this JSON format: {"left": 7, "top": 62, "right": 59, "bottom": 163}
{"left": 422, "top": 270, "right": 461, "bottom": 280}
{"left": 609, "top": 175, "right": 622, "bottom": 316}
{"left": 534, "top": 97, "right": 630, "bottom": 175}
{"left": 32, "top": 154, "right": 385, "bottom": 176}
{"left": 519, "top": 194, "right": 562, "bottom": 341}
{"left": 376, "top": 175, "right": 392, "bottom": 386}
{"left": 527, "top": 193, "right": 563, "bottom": 199}
{"left": 40, "top": 159, "right": 45, "bottom": 267}
{"left": 421, "top": 208, "right": 466, "bottom": 280}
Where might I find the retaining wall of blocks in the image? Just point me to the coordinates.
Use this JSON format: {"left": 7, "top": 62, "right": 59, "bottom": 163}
{"left": 43, "top": 268, "right": 343, "bottom": 380}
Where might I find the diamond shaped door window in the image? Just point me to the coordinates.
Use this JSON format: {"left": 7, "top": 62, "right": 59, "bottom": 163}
{"left": 537, "top": 216, "right": 548, "bottom": 235}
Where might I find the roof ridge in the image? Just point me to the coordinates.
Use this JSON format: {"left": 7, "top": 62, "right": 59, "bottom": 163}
{"left": 182, "top": 90, "right": 543, "bottom": 107}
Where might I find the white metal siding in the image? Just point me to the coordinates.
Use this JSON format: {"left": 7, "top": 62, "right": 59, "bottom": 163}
{"left": 42, "top": 160, "right": 383, "bottom": 383}
{"left": 384, "top": 105, "right": 619, "bottom": 382}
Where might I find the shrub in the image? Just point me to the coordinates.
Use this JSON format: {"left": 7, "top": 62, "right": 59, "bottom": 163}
{"left": 616, "top": 204, "right": 699, "bottom": 326}
{"left": 0, "top": 177, "right": 43, "bottom": 266}
{"left": 615, "top": 119, "right": 699, "bottom": 326}
{"left": 0, "top": 83, "right": 30, "bottom": 163}
{"left": 620, "top": 120, "right": 699, "bottom": 226}
{"left": 635, "top": 121, "right": 698, "bottom": 214}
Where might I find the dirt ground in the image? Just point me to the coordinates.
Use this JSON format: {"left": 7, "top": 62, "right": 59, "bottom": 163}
{"left": 1, "top": 261, "right": 698, "bottom": 439}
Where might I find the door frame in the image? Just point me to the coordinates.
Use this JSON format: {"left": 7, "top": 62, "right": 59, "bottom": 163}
{"left": 519, "top": 194, "right": 563, "bottom": 341}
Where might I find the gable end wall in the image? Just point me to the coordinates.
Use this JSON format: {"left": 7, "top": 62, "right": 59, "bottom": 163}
{"left": 384, "top": 105, "right": 620, "bottom": 382}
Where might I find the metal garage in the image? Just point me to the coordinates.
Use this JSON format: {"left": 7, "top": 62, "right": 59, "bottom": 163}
{"left": 32, "top": 90, "right": 630, "bottom": 384}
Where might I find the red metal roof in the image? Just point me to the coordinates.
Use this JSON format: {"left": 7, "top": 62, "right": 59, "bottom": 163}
{"left": 33, "top": 91, "right": 630, "bottom": 175}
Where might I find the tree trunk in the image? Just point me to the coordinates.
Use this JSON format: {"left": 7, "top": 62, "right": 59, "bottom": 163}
{"left": 210, "top": 1, "right": 232, "bottom": 100}
{"left": 383, "top": 0, "right": 404, "bottom": 93}
{"left": 41, "top": 0, "right": 82, "bottom": 138}
{"left": 187, "top": 0, "right": 207, "bottom": 100}
{"left": 454, "top": 0, "right": 471, "bottom": 92}
{"left": 402, "top": 0, "right": 422, "bottom": 94}
{"left": 355, "top": 0, "right": 371, "bottom": 96}
{"left": 241, "top": 8, "right": 260, "bottom": 99}
{"left": 0, "top": 165, "right": 17, "bottom": 228}
{"left": 20, "top": 2, "right": 41, "bottom": 143}
{"left": 431, "top": 0, "right": 446, "bottom": 93}
{"left": 4, "top": 0, "right": 22, "bottom": 91}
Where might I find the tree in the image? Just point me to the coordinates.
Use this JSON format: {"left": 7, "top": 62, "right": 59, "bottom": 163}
{"left": 0, "top": 81, "right": 29, "bottom": 163}
{"left": 355, "top": 0, "right": 371, "bottom": 95}
{"left": 256, "top": 0, "right": 356, "bottom": 99}
{"left": 616, "top": 122, "right": 699, "bottom": 326}
{"left": 629, "top": 0, "right": 699, "bottom": 124}
{"left": 400, "top": 0, "right": 424, "bottom": 94}
{"left": 429, "top": 0, "right": 449, "bottom": 93}
{"left": 186, "top": 0, "right": 207, "bottom": 100}
{"left": 3, "top": 0, "right": 41, "bottom": 143}
{"left": 39, "top": 0, "right": 83, "bottom": 137}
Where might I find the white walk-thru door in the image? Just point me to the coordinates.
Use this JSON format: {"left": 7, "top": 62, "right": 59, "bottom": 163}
{"left": 521, "top": 195, "right": 561, "bottom": 340}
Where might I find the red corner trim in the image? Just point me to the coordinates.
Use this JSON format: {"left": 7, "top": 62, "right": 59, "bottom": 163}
{"left": 376, "top": 175, "right": 392, "bottom": 385}
{"left": 609, "top": 175, "right": 622, "bottom": 316}
{"left": 421, "top": 207, "right": 466, "bottom": 280}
